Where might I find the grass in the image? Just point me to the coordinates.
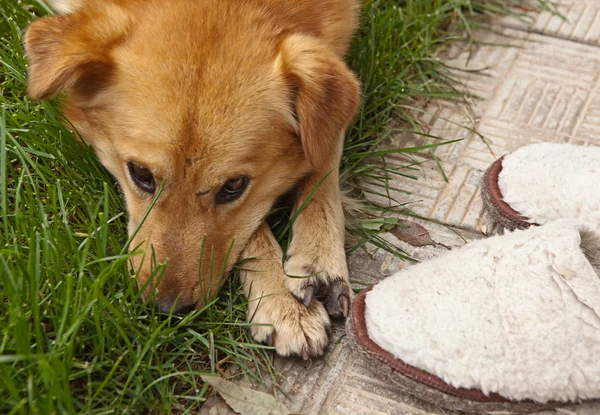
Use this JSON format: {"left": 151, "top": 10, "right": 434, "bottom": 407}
{"left": 0, "top": 0, "right": 556, "bottom": 413}
{"left": 341, "top": 0, "right": 557, "bottom": 252}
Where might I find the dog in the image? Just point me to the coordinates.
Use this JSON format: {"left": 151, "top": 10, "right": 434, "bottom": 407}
{"left": 24, "top": 0, "right": 361, "bottom": 358}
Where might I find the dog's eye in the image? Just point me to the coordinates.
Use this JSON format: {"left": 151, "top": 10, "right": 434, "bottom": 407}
{"left": 216, "top": 176, "right": 249, "bottom": 205}
{"left": 128, "top": 162, "right": 155, "bottom": 193}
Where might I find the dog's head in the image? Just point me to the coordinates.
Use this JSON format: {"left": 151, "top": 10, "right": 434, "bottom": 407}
{"left": 24, "top": 0, "right": 359, "bottom": 312}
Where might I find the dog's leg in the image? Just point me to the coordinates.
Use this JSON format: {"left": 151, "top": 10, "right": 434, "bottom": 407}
{"left": 240, "top": 223, "right": 330, "bottom": 358}
{"left": 283, "top": 167, "right": 351, "bottom": 318}
{"left": 273, "top": 34, "right": 358, "bottom": 318}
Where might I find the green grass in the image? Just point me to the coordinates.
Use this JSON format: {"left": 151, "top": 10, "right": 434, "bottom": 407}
{"left": 341, "top": 0, "right": 557, "bottom": 253}
{"left": 0, "top": 0, "right": 556, "bottom": 413}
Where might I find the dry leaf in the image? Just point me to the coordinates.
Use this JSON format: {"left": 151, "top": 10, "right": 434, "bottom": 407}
{"left": 390, "top": 220, "right": 434, "bottom": 247}
{"left": 201, "top": 375, "right": 289, "bottom": 415}
{"left": 200, "top": 395, "right": 240, "bottom": 415}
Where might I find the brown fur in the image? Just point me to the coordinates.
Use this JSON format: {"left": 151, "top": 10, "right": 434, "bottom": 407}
{"left": 24, "top": 0, "right": 361, "bottom": 357}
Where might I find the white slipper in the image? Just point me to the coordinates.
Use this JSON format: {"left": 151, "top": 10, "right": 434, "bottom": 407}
{"left": 481, "top": 143, "right": 600, "bottom": 232}
{"left": 349, "top": 219, "right": 600, "bottom": 414}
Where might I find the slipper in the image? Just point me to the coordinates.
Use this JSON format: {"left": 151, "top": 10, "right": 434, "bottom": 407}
{"left": 481, "top": 143, "right": 600, "bottom": 232}
{"left": 348, "top": 219, "right": 600, "bottom": 414}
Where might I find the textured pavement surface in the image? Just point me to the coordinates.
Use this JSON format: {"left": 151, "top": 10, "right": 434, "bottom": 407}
{"left": 236, "top": 2, "right": 600, "bottom": 414}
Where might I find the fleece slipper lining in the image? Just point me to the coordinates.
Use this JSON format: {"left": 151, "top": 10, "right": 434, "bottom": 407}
{"left": 349, "top": 287, "right": 557, "bottom": 414}
{"left": 360, "top": 220, "right": 600, "bottom": 404}
{"left": 351, "top": 286, "right": 508, "bottom": 403}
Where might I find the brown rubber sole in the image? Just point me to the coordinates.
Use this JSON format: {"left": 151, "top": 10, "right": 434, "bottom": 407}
{"left": 481, "top": 156, "right": 538, "bottom": 233}
{"left": 348, "top": 286, "right": 560, "bottom": 414}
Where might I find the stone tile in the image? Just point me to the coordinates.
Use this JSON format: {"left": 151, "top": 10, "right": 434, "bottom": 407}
{"left": 501, "top": 0, "right": 600, "bottom": 46}
{"left": 321, "top": 351, "right": 450, "bottom": 415}
{"left": 574, "top": 93, "right": 600, "bottom": 144}
{"left": 534, "top": 0, "right": 600, "bottom": 46}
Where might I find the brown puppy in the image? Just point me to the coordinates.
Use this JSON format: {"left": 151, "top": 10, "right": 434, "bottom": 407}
{"left": 24, "top": 0, "right": 361, "bottom": 358}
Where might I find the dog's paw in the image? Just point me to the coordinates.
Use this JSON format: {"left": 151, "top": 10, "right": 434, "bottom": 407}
{"left": 248, "top": 292, "right": 330, "bottom": 359}
{"left": 283, "top": 251, "right": 351, "bottom": 319}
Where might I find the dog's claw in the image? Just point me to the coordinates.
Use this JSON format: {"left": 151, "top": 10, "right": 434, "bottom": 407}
{"left": 302, "top": 284, "right": 316, "bottom": 306}
{"left": 321, "top": 281, "right": 351, "bottom": 318}
{"left": 266, "top": 334, "right": 275, "bottom": 347}
{"left": 301, "top": 347, "right": 309, "bottom": 361}
{"left": 339, "top": 295, "right": 349, "bottom": 318}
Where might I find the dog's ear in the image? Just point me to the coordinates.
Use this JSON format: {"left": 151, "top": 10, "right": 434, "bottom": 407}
{"left": 24, "top": 4, "right": 130, "bottom": 101}
{"left": 279, "top": 34, "right": 360, "bottom": 171}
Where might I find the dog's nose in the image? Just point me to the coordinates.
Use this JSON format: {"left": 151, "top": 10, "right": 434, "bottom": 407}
{"left": 157, "top": 297, "right": 196, "bottom": 314}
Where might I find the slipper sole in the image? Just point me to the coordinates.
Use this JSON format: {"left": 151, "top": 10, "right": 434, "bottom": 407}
{"left": 481, "top": 156, "right": 538, "bottom": 232}
{"left": 348, "top": 286, "right": 560, "bottom": 414}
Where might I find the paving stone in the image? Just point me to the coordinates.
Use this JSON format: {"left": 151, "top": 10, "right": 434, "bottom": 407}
{"left": 515, "top": 0, "right": 600, "bottom": 46}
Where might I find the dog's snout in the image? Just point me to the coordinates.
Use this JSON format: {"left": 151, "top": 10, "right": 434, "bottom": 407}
{"left": 157, "top": 297, "right": 196, "bottom": 315}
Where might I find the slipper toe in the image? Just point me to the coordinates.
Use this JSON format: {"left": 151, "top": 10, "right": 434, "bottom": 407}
{"left": 482, "top": 143, "right": 600, "bottom": 232}
{"left": 351, "top": 219, "right": 600, "bottom": 413}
